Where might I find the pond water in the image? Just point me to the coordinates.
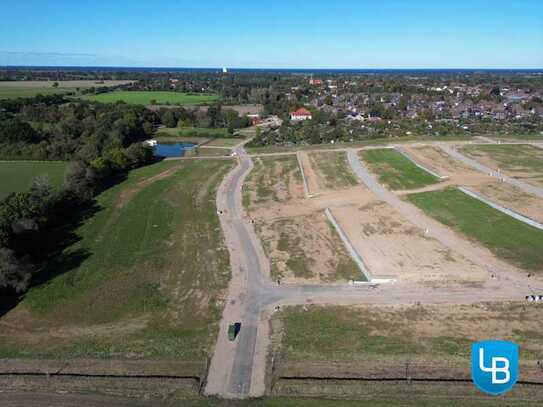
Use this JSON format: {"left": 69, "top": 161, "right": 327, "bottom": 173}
{"left": 153, "top": 142, "right": 195, "bottom": 158}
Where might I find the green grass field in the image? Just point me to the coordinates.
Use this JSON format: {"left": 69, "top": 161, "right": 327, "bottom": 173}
{"left": 157, "top": 127, "right": 229, "bottom": 138}
{"left": 0, "top": 161, "right": 68, "bottom": 200}
{"left": 0, "top": 87, "right": 73, "bottom": 99}
{"left": 407, "top": 187, "right": 543, "bottom": 272}
{"left": 360, "top": 149, "right": 440, "bottom": 190}
{"left": 0, "top": 159, "right": 233, "bottom": 360}
{"left": 79, "top": 91, "right": 219, "bottom": 105}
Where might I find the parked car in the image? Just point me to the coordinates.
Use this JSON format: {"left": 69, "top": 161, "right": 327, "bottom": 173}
{"left": 228, "top": 322, "right": 242, "bottom": 341}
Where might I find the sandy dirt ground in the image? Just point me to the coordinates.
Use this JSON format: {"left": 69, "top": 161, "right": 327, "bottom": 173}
{"left": 255, "top": 212, "right": 360, "bottom": 283}
{"left": 470, "top": 181, "right": 543, "bottom": 224}
{"left": 297, "top": 151, "right": 321, "bottom": 196}
{"left": 331, "top": 202, "right": 488, "bottom": 285}
{"left": 244, "top": 156, "right": 304, "bottom": 209}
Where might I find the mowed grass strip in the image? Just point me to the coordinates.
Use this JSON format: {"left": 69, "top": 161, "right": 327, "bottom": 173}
{"left": 0, "top": 159, "right": 233, "bottom": 360}
{"left": 407, "top": 187, "right": 543, "bottom": 272}
{"left": 0, "top": 161, "right": 68, "bottom": 200}
{"left": 360, "top": 148, "right": 440, "bottom": 190}
{"left": 309, "top": 151, "right": 358, "bottom": 189}
{"left": 79, "top": 91, "right": 219, "bottom": 105}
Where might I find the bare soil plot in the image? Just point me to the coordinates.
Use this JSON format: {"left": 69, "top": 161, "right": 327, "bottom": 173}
{"left": 307, "top": 151, "right": 358, "bottom": 192}
{"left": 460, "top": 144, "right": 543, "bottom": 188}
{"left": 471, "top": 181, "right": 543, "bottom": 225}
{"left": 255, "top": 212, "right": 360, "bottom": 283}
{"left": 243, "top": 156, "right": 304, "bottom": 209}
{"left": 407, "top": 146, "right": 476, "bottom": 177}
{"left": 331, "top": 201, "right": 488, "bottom": 285}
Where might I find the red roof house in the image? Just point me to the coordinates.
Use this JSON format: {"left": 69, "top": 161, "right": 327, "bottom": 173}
{"left": 290, "top": 107, "right": 312, "bottom": 121}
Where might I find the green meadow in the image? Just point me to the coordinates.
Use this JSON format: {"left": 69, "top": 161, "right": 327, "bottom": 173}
{"left": 79, "top": 91, "right": 219, "bottom": 105}
{"left": 0, "top": 161, "right": 68, "bottom": 200}
{"left": 360, "top": 148, "right": 440, "bottom": 190}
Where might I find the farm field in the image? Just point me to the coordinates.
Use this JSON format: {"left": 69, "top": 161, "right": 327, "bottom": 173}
{"left": 360, "top": 148, "right": 440, "bottom": 190}
{"left": 0, "top": 159, "right": 233, "bottom": 360}
{"left": 0, "top": 161, "right": 68, "bottom": 200}
{"left": 0, "top": 80, "right": 133, "bottom": 99}
{"left": 79, "top": 91, "right": 219, "bottom": 106}
{"left": 460, "top": 144, "right": 543, "bottom": 187}
{"left": 407, "top": 187, "right": 543, "bottom": 272}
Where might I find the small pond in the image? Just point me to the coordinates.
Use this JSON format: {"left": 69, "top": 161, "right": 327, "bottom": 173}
{"left": 153, "top": 142, "right": 195, "bottom": 158}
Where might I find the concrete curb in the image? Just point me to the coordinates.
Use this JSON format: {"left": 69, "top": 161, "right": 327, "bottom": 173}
{"left": 458, "top": 187, "right": 543, "bottom": 231}
{"left": 324, "top": 207, "right": 373, "bottom": 282}
{"left": 296, "top": 151, "right": 311, "bottom": 198}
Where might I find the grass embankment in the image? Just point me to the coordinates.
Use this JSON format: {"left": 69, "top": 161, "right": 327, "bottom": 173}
{"left": 274, "top": 303, "right": 543, "bottom": 364}
{"left": 360, "top": 149, "right": 440, "bottom": 190}
{"left": 308, "top": 151, "right": 358, "bottom": 189}
{"left": 79, "top": 91, "right": 219, "bottom": 105}
{"left": 461, "top": 144, "right": 543, "bottom": 183}
{"left": 0, "top": 161, "right": 68, "bottom": 200}
{"left": 407, "top": 188, "right": 543, "bottom": 272}
{"left": 0, "top": 159, "right": 233, "bottom": 360}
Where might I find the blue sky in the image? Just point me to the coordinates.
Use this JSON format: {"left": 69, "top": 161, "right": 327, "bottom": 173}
{"left": 1, "top": 0, "right": 542, "bottom": 68}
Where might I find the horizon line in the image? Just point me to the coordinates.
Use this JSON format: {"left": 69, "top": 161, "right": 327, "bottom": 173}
{"left": 1, "top": 65, "right": 543, "bottom": 71}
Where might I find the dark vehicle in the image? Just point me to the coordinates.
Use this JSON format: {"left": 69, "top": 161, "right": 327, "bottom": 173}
{"left": 228, "top": 322, "right": 242, "bottom": 341}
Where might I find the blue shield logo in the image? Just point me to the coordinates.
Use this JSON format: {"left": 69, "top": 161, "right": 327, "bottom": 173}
{"left": 471, "top": 340, "right": 518, "bottom": 395}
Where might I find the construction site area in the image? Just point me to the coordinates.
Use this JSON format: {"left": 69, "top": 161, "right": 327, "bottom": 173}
{"left": 2, "top": 137, "right": 543, "bottom": 406}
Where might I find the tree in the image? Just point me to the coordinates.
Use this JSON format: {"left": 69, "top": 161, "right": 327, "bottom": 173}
{"left": 52, "top": 82, "right": 59, "bottom": 88}
{"left": 162, "top": 111, "right": 176, "bottom": 128}
{"left": 64, "top": 161, "right": 96, "bottom": 201}
{"left": 0, "top": 248, "right": 32, "bottom": 293}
